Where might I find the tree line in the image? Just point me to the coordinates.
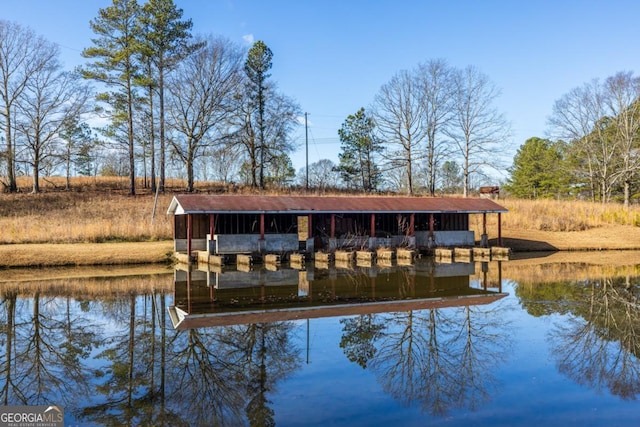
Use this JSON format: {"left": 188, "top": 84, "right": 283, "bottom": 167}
{"left": 0, "top": 0, "right": 300, "bottom": 194}
{"left": 0, "top": 0, "right": 515, "bottom": 196}
{"left": 10, "top": 0, "right": 635, "bottom": 200}
{"left": 334, "top": 61, "right": 510, "bottom": 196}
{"left": 505, "top": 71, "right": 640, "bottom": 206}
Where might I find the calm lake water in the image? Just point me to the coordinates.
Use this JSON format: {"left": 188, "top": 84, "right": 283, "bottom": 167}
{"left": 1, "top": 252, "right": 640, "bottom": 426}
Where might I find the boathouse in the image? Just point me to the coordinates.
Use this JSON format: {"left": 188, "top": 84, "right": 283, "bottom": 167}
{"left": 166, "top": 194, "right": 507, "bottom": 259}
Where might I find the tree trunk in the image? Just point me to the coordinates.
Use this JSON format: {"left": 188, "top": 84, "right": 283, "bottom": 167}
{"left": 159, "top": 59, "right": 166, "bottom": 193}
{"left": 187, "top": 144, "right": 194, "bottom": 192}
{"left": 32, "top": 158, "right": 40, "bottom": 193}
{"left": 624, "top": 180, "right": 630, "bottom": 208}
{"left": 127, "top": 78, "right": 136, "bottom": 196}
{"left": 5, "top": 124, "right": 17, "bottom": 193}
{"left": 149, "top": 83, "right": 156, "bottom": 192}
{"left": 406, "top": 148, "right": 413, "bottom": 195}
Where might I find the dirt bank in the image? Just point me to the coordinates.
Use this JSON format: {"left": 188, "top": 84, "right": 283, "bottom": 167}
{"left": 497, "top": 225, "right": 640, "bottom": 252}
{"left": 0, "top": 241, "right": 174, "bottom": 268}
{"left": 1, "top": 224, "right": 639, "bottom": 268}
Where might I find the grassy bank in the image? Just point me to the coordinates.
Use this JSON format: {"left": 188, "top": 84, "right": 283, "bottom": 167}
{"left": 2, "top": 177, "right": 640, "bottom": 267}
{"left": 0, "top": 241, "right": 174, "bottom": 268}
{"left": 0, "top": 190, "right": 174, "bottom": 244}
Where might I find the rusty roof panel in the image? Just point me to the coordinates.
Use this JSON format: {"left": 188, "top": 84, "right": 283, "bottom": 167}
{"left": 167, "top": 194, "right": 507, "bottom": 215}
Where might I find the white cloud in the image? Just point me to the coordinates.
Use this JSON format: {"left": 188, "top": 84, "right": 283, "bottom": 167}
{"left": 242, "top": 34, "right": 254, "bottom": 45}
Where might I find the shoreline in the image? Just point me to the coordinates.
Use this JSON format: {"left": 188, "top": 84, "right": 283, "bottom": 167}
{"left": 2, "top": 226, "right": 640, "bottom": 268}
{"left": 0, "top": 241, "right": 175, "bottom": 268}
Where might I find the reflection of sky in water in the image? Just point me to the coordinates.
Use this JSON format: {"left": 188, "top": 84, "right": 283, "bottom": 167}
{"left": 276, "top": 318, "right": 388, "bottom": 426}
{"left": 269, "top": 281, "right": 640, "bottom": 426}
{"left": 1, "top": 265, "right": 640, "bottom": 426}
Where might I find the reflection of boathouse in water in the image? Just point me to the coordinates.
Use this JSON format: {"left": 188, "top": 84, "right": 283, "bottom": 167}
{"left": 166, "top": 194, "right": 508, "bottom": 263}
{"left": 168, "top": 260, "right": 507, "bottom": 329}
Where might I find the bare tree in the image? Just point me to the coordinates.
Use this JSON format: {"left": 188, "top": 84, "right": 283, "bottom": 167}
{"left": 416, "top": 59, "right": 456, "bottom": 196}
{"left": 166, "top": 36, "right": 243, "bottom": 192}
{"left": 298, "top": 158, "right": 341, "bottom": 190}
{"left": 373, "top": 69, "right": 426, "bottom": 195}
{"left": 0, "top": 20, "right": 56, "bottom": 193}
{"left": 602, "top": 71, "right": 640, "bottom": 207}
{"left": 260, "top": 91, "right": 300, "bottom": 182}
{"left": 16, "top": 66, "right": 92, "bottom": 193}
{"left": 446, "top": 66, "right": 510, "bottom": 197}
{"left": 202, "top": 144, "right": 243, "bottom": 184}
{"left": 549, "top": 79, "right": 615, "bottom": 202}
{"left": 229, "top": 82, "right": 300, "bottom": 189}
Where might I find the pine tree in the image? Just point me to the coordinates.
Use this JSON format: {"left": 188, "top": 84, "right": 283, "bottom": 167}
{"left": 336, "top": 108, "right": 384, "bottom": 192}
{"left": 139, "top": 0, "right": 201, "bottom": 192}
{"left": 82, "top": 0, "right": 142, "bottom": 195}
{"left": 505, "top": 137, "right": 568, "bottom": 199}
{"left": 244, "top": 40, "right": 273, "bottom": 189}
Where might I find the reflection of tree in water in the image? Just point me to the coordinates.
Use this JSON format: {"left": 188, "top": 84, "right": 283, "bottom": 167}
{"left": 0, "top": 291, "right": 98, "bottom": 407}
{"left": 340, "top": 303, "right": 511, "bottom": 416}
{"left": 0, "top": 286, "right": 302, "bottom": 426}
{"left": 224, "top": 322, "right": 301, "bottom": 427}
{"left": 164, "top": 321, "right": 300, "bottom": 427}
{"left": 164, "top": 326, "right": 246, "bottom": 426}
{"left": 340, "top": 314, "right": 385, "bottom": 368}
{"left": 547, "top": 277, "right": 640, "bottom": 399}
{"left": 80, "top": 294, "right": 168, "bottom": 426}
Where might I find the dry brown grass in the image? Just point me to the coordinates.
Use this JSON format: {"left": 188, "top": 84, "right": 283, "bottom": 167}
{"left": 472, "top": 198, "right": 640, "bottom": 251}
{"left": 0, "top": 270, "right": 173, "bottom": 297}
{"left": 0, "top": 241, "right": 175, "bottom": 267}
{"left": 3, "top": 178, "right": 640, "bottom": 266}
{"left": 0, "top": 192, "right": 174, "bottom": 243}
{"left": 0, "top": 176, "right": 325, "bottom": 244}
{"left": 483, "top": 198, "right": 640, "bottom": 231}
{"left": 1, "top": 178, "right": 177, "bottom": 244}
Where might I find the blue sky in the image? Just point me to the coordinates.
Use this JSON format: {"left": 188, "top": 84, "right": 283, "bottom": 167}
{"left": 4, "top": 0, "right": 640, "bottom": 179}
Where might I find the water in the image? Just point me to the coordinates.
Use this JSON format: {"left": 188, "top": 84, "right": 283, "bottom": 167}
{"left": 1, "top": 253, "right": 639, "bottom": 426}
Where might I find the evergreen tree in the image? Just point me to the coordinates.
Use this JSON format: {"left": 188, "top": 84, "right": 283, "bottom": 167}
{"left": 139, "top": 0, "right": 202, "bottom": 192}
{"left": 505, "top": 137, "right": 568, "bottom": 199}
{"left": 440, "top": 160, "right": 463, "bottom": 194}
{"left": 82, "top": 0, "right": 142, "bottom": 195}
{"left": 244, "top": 40, "right": 273, "bottom": 189}
{"left": 59, "top": 120, "right": 96, "bottom": 187}
{"left": 336, "top": 108, "right": 383, "bottom": 192}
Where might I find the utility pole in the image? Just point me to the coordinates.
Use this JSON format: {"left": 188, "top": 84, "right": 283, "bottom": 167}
{"left": 305, "top": 112, "right": 309, "bottom": 190}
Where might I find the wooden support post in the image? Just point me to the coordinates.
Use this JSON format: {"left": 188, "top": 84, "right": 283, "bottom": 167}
{"left": 330, "top": 214, "right": 335, "bottom": 238}
{"left": 308, "top": 214, "right": 313, "bottom": 239}
{"left": 409, "top": 213, "right": 415, "bottom": 237}
{"left": 260, "top": 213, "right": 265, "bottom": 240}
{"left": 370, "top": 213, "right": 376, "bottom": 237}
{"left": 498, "top": 212, "right": 503, "bottom": 247}
{"left": 481, "top": 212, "right": 489, "bottom": 247}
{"left": 483, "top": 212, "right": 487, "bottom": 235}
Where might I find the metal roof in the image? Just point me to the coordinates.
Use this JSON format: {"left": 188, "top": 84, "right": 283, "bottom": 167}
{"left": 168, "top": 293, "right": 508, "bottom": 329}
{"left": 167, "top": 194, "right": 508, "bottom": 215}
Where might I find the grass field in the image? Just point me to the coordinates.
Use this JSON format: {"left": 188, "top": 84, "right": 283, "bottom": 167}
{"left": 2, "top": 176, "right": 640, "bottom": 267}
